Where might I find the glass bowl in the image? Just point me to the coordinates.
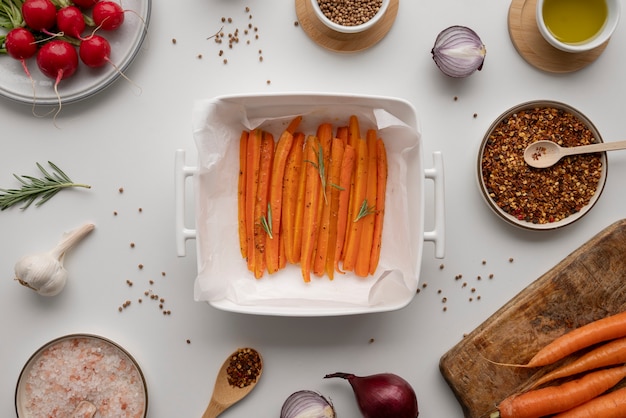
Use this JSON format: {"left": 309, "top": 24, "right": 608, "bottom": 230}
{"left": 15, "top": 334, "right": 148, "bottom": 418}
{"left": 477, "top": 100, "right": 607, "bottom": 230}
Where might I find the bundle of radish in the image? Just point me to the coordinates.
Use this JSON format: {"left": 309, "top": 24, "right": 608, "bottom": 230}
{"left": 238, "top": 115, "right": 389, "bottom": 282}
{"left": 0, "top": 0, "right": 138, "bottom": 115}
{"left": 490, "top": 310, "right": 626, "bottom": 418}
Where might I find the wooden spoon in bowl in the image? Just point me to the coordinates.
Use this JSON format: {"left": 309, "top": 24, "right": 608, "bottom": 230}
{"left": 524, "top": 139, "right": 626, "bottom": 168}
{"left": 202, "top": 347, "right": 263, "bottom": 418}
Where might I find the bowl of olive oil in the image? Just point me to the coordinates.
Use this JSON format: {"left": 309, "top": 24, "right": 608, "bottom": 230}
{"left": 536, "top": 0, "right": 621, "bottom": 53}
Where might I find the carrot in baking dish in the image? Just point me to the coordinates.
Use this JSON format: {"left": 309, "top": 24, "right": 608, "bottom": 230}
{"left": 238, "top": 130, "right": 249, "bottom": 259}
{"left": 369, "top": 137, "right": 388, "bottom": 275}
{"left": 333, "top": 144, "right": 355, "bottom": 275}
{"left": 524, "top": 310, "right": 626, "bottom": 368}
{"left": 341, "top": 136, "right": 368, "bottom": 272}
{"left": 530, "top": 336, "right": 626, "bottom": 389}
{"left": 323, "top": 138, "right": 346, "bottom": 280}
{"left": 552, "top": 386, "right": 626, "bottom": 418}
{"left": 355, "top": 129, "right": 378, "bottom": 277}
{"left": 245, "top": 129, "right": 262, "bottom": 272}
{"left": 282, "top": 132, "right": 305, "bottom": 265}
{"left": 265, "top": 116, "right": 301, "bottom": 274}
{"left": 341, "top": 115, "right": 361, "bottom": 261}
{"left": 312, "top": 123, "right": 334, "bottom": 277}
{"left": 252, "top": 131, "right": 274, "bottom": 279}
{"left": 492, "top": 365, "right": 626, "bottom": 418}
{"left": 300, "top": 135, "right": 322, "bottom": 282}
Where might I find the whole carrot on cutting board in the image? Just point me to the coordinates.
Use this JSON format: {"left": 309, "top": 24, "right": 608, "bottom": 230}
{"left": 552, "top": 386, "right": 626, "bottom": 418}
{"left": 530, "top": 336, "right": 626, "bottom": 389}
{"left": 491, "top": 365, "right": 626, "bottom": 418}
{"left": 265, "top": 116, "right": 301, "bottom": 274}
{"left": 520, "top": 310, "right": 626, "bottom": 368}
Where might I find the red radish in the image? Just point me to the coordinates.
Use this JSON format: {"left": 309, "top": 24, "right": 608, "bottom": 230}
{"left": 92, "top": 1, "right": 124, "bottom": 30}
{"left": 71, "top": 0, "right": 99, "bottom": 8}
{"left": 79, "top": 34, "right": 110, "bottom": 68}
{"left": 5, "top": 28, "right": 38, "bottom": 82}
{"left": 36, "top": 40, "right": 79, "bottom": 81}
{"left": 56, "top": 6, "right": 87, "bottom": 39}
{"left": 22, "top": 0, "right": 58, "bottom": 34}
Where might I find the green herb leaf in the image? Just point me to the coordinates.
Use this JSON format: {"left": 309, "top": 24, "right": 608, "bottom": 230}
{"left": 0, "top": 162, "right": 91, "bottom": 210}
{"left": 354, "top": 199, "right": 376, "bottom": 222}
{"left": 260, "top": 203, "right": 273, "bottom": 239}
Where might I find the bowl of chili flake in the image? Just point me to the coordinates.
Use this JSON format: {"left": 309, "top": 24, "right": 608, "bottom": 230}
{"left": 478, "top": 100, "right": 607, "bottom": 230}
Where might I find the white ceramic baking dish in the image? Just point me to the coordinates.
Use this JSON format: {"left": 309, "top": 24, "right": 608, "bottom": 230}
{"left": 176, "top": 92, "right": 445, "bottom": 316}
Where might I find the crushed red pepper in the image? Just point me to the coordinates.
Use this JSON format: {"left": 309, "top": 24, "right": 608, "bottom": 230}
{"left": 226, "top": 348, "right": 262, "bottom": 388}
{"left": 481, "top": 106, "right": 603, "bottom": 224}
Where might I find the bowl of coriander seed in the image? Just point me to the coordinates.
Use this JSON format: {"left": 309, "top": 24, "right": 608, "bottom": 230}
{"left": 310, "top": 0, "right": 390, "bottom": 34}
{"left": 477, "top": 100, "right": 607, "bottom": 231}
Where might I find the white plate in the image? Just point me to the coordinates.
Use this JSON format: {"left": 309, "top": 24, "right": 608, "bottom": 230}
{"left": 176, "top": 92, "right": 445, "bottom": 316}
{"left": 0, "top": 0, "right": 150, "bottom": 105}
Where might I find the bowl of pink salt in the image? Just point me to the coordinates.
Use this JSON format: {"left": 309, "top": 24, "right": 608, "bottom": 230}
{"left": 15, "top": 334, "right": 148, "bottom": 418}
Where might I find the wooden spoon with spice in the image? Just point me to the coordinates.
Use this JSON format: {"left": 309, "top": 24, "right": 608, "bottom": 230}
{"left": 524, "top": 139, "right": 626, "bottom": 168}
{"left": 202, "top": 347, "right": 263, "bottom": 418}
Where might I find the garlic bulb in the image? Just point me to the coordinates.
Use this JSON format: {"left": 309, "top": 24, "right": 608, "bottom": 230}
{"left": 14, "top": 223, "right": 95, "bottom": 296}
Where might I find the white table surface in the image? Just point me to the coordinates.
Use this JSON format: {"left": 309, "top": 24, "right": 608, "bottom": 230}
{"left": 2, "top": 1, "right": 625, "bottom": 417}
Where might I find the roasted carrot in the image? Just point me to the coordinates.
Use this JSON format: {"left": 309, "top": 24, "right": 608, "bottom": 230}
{"left": 252, "top": 131, "right": 274, "bottom": 279}
{"left": 315, "top": 137, "right": 345, "bottom": 278}
{"left": 334, "top": 144, "right": 355, "bottom": 274}
{"left": 238, "top": 130, "right": 249, "bottom": 259}
{"left": 341, "top": 137, "right": 368, "bottom": 272}
{"left": 291, "top": 134, "right": 308, "bottom": 265}
{"left": 265, "top": 117, "right": 300, "bottom": 273}
{"left": 300, "top": 135, "right": 322, "bottom": 282}
{"left": 312, "top": 123, "right": 334, "bottom": 276}
{"left": 245, "top": 129, "right": 262, "bottom": 271}
{"left": 354, "top": 130, "right": 378, "bottom": 277}
{"left": 282, "top": 132, "right": 305, "bottom": 264}
{"left": 369, "top": 137, "right": 388, "bottom": 275}
{"left": 524, "top": 310, "right": 626, "bottom": 368}
{"left": 530, "top": 336, "right": 626, "bottom": 389}
{"left": 347, "top": 115, "right": 360, "bottom": 149}
{"left": 552, "top": 386, "right": 626, "bottom": 418}
{"left": 493, "top": 365, "right": 626, "bottom": 418}
{"left": 336, "top": 126, "right": 348, "bottom": 144}
{"left": 341, "top": 116, "right": 361, "bottom": 260}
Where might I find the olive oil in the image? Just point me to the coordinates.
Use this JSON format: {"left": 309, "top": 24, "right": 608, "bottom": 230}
{"left": 542, "top": 0, "right": 608, "bottom": 44}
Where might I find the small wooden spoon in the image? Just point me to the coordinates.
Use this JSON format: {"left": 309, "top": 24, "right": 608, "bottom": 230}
{"left": 202, "top": 348, "right": 263, "bottom": 418}
{"left": 524, "top": 139, "right": 626, "bottom": 168}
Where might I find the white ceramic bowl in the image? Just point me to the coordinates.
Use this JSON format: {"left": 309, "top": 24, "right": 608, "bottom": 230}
{"left": 310, "top": 0, "right": 390, "bottom": 34}
{"left": 16, "top": 334, "right": 148, "bottom": 418}
{"left": 536, "top": 0, "right": 621, "bottom": 53}
{"left": 477, "top": 100, "right": 607, "bottom": 231}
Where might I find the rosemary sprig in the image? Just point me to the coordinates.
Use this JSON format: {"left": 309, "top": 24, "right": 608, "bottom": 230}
{"left": 0, "top": 162, "right": 91, "bottom": 210}
{"left": 260, "top": 203, "right": 273, "bottom": 239}
{"left": 354, "top": 199, "right": 376, "bottom": 222}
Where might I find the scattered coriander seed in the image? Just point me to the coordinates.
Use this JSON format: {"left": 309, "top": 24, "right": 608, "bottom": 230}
{"left": 439, "top": 263, "right": 445, "bottom": 269}
{"left": 130, "top": 242, "right": 135, "bottom": 248}
{"left": 369, "top": 338, "right": 375, "bottom": 344}
{"left": 259, "top": 56, "right": 263, "bottom": 62}
{"left": 477, "top": 295, "right": 482, "bottom": 300}
{"left": 471, "top": 288, "right": 476, "bottom": 293}
{"left": 266, "top": 80, "right": 271, "bottom": 85}
{"left": 422, "top": 283, "right": 428, "bottom": 288}
{"left": 489, "top": 274, "right": 494, "bottom": 279}
{"left": 473, "top": 113, "right": 478, "bottom": 118}
{"left": 482, "top": 260, "right": 486, "bottom": 265}
{"left": 118, "top": 187, "right": 124, "bottom": 193}
{"left": 221, "top": 17, "right": 226, "bottom": 22}
{"left": 138, "top": 207, "right": 142, "bottom": 213}
{"left": 224, "top": 59, "right": 228, "bottom": 64}
{"left": 138, "top": 298, "right": 142, "bottom": 303}
{"left": 416, "top": 288, "right": 421, "bottom": 294}
{"left": 197, "top": 54, "right": 203, "bottom": 59}
{"left": 462, "top": 282, "right": 467, "bottom": 288}
{"left": 454, "top": 96, "right": 458, "bottom": 101}
{"left": 228, "top": 17, "right": 232, "bottom": 23}
{"left": 443, "top": 306, "right": 447, "bottom": 311}
{"left": 245, "top": 6, "right": 250, "bottom": 12}
{"left": 144, "top": 291, "right": 149, "bottom": 296}
{"left": 477, "top": 275, "right": 482, "bottom": 280}
{"left": 437, "top": 289, "right": 442, "bottom": 294}
{"left": 149, "top": 280, "right": 154, "bottom": 285}
{"left": 187, "top": 339, "right": 191, "bottom": 344}
{"left": 469, "top": 297, "right": 473, "bottom": 302}
{"left": 161, "top": 272, "right": 166, "bottom": 276}
{"left": 113, "top": 211, "right": 118, "bottom": 216}
{"left": 159, "top": 303, "right": 163, "bottom": 309}
{"left": 294, "top": 21, "right": 299, "bottom": 26}
{"left": 160, "top": 298, "right": 165, "bottom": 303}
{"left": 442, "top": 297, "right": 447, "bottom": 303}
{"left": 118, "top": 307, "right": 122, "bottom": 312}
{"left": 509, "top": 257, "right": 514, "bottom": 263}
{"left": 138, "top": 264, "right": 144, "bottom": 269}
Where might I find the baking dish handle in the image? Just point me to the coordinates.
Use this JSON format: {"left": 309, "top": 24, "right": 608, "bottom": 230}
{"left": 424, "top": 151, "right": 445, "bottom": 259}
{"left": 175, "top": 149, "right": 198, "bottom": 257}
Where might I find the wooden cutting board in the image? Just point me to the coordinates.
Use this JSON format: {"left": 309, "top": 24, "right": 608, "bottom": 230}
{"left": 439, "top": 219, "right": 626, "bottom": 418}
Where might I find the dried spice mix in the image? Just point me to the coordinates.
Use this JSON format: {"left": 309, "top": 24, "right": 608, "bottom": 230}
{"left": 481, "top": 106, "right": 603, "bottom": 224}
{"left": 227, "top": 348, "right": 262, "bottom": 388}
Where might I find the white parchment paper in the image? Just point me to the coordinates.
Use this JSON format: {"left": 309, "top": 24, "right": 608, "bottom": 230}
{"left": 191, "top": 95, "right": 423, "bottom": 311}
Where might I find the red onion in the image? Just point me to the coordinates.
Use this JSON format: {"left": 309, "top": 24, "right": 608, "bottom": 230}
{"left": 431, "top": 25, "right": 486, "bottom": 78}
{"left": 324, "top": 372, "right": 419, "bottom": 418}
{"left": 280, "top": 390, "right": 336, "bottom": 418}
